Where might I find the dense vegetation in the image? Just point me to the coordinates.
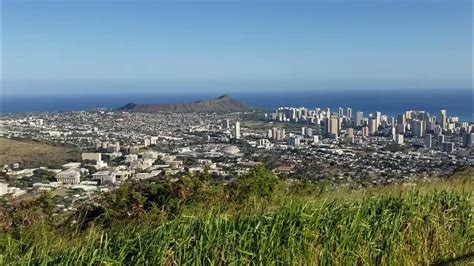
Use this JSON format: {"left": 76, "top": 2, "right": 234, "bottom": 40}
{"left": 1, "top": 166, "right": 473, "bottom": 264}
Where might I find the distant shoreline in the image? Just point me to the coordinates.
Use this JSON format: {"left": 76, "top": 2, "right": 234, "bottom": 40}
{"left": 1, "top": 89, "right": 472, "bottom": 122}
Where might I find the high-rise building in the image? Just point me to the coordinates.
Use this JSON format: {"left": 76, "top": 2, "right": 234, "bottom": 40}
{"left": 362, "top": 126, "right": 369, "bottom": 137}
{"left": 426, "top": 120, "right": 436, "bottom": 131}
{"left": 222, "top": 119, "right": 230, "bottom": 129}
{"left": 234, "top": 122, "right": 241, "bottom": 139}
{"left": 338, "top": 107, "right": 344, "bottom": 118}
{"left": 396, "top": 134, "right": 404, "bottom": 145}
{"left": 346, "top": 108, "right": 352, "bottom": 119}
{"left": 463, "top": 133, "right": 474, "bottom": 147}
{"left": 442, "top": 142, "right": 454, "bottom": 153}
{"left": 424, "top": 134, "right": 432, "bottom": 148}
{"left": 439, "top": 110, "right": 447, "bottom": 130}
{"left": 374, "top": 112, "right": 381, "bottom": 127}
{"left": 329, "top": 118, "right": 340, "bottom": 137}
{"left": 438, "top": 134, "right": 445, "bottom": 145}
{"left": 396, "top": 123, "right": 405, "bottom": 134}
{"left": 355, "top": 112, "right": 364, "bottom": 127}
{"left": 413, "top": 120, "right": 425, "bottom": 137}
{"left": 287, "top": 136, "right": 301, "bottom": 147}
{"left": 396, "top": 114, "right": 406, "bottom": 125}
{"left": 368, "top": 118, "right": 377, "bottom": 135}
{"left": 347, "top": 128, "right": 354, "bottom": 138}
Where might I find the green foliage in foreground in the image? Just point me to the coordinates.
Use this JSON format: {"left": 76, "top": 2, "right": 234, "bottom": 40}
{"left": 0, "top": 167, "right": 473, "bottom": 264}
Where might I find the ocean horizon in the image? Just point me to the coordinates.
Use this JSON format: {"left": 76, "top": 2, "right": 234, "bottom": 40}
{"left": 1, "top": 88, "right": 473, "bottom": 122}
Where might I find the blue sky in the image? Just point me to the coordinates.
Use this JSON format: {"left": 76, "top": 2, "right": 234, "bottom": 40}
{"left": 2, "top": 0, "right": 472, "bottom": 95}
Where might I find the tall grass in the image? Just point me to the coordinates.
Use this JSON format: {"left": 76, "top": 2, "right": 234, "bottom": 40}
{"left": 1, "top": 190, "right": 472, "bottom": 264}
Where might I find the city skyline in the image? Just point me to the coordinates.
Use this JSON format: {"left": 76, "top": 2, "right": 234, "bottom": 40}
{"left": 3, "top": 0, "right": 472, "bottom": 95}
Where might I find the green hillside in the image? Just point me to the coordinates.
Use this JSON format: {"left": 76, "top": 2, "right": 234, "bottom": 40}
{"left": 1, "top": 167, "right": 473, "bottom": 264}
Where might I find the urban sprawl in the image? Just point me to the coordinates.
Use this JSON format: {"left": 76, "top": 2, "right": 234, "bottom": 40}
{"left": 1, "top": 106, "right": 473, "bottom": 213}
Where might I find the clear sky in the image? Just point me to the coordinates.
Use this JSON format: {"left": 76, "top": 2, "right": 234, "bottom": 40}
{"left": 2, "top": 0, "right": 472, "bottom": 95}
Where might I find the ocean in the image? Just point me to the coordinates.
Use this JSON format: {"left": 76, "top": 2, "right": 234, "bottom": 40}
{"left": 1, "top": 89, "right": 473, "bottom": 122}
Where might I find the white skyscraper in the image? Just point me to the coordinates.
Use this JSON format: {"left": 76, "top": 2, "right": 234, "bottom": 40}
{"left": 356, "top": 111, "right": 364, "bottom": 127}
{"left": 396, "top": 134, "right": 404, "bottom": 145}
{"left": 439, "top": 110, "right": 447, "bottom": 130}
{"left": 369, "top": 118, "right": 377, "bottom": 134}
{"left": 346, "top": 108, "right": 352, "bottom": 119}
{"left": 234, "top": 122, "right": 241, "bottom": 139}
{"left": 338, "top": 107, "right": 344, "bottom": 118}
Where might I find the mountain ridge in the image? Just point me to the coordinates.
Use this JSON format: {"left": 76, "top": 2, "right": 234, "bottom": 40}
{"left": 118, "top": 95, "right": 253, "bottom": 113}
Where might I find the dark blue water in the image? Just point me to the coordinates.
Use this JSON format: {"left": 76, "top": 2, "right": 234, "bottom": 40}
{"left": 1, "top": 89, "right": 473, "bottom": 122}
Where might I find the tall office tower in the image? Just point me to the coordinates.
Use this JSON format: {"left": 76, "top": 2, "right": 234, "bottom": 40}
{"left": 426, "top": 120, "right": 436, "bottom": 131}
{"left": 356, "top": 112, "right": 364, "bottom": 126}
{"left": 281, "top": 129, "right": 286, "bottom": 141}
{"left": 439, "top": 110, "right": 447, "bottom": 130}
{"left": 271, "top": 112, "right": 277, "bottom": 121}
{"left": 405, "top": 111, "right": 413, "bottom": 120}
{"left": 329, "top": 118, "right": 340, "bottom": 137}
{"left": 115, "top": 141, "right": 120, "bottom": 152}
{"left": 287, "top": 136, "right": 301, "bottom": 147}
{"left": 368, "top": 118, "right": 378, "bottom": 134}
{"left": 375, "top": 112, "right": 382, "bottom": 127}
{"left": 347, "top": 128, "right": 354, "bottom": 138}
{"left": 326, "top": 108, "right": 331, "bottom": 118}
{"left": 306, "top": 128, "right": 313, "bottom": 137}
{"left": 442, "top": 142, "right": 454, "bottom": 153}
{"left": 438, "top": 134, "right": 445, "bottom": 145}
{"left": 413, "top": 120, "right": 425, "bottom": 137}
{"left": 391, "top": 127, "right": 396, "bottom": 141}
{"left": 397, "top": 114, "right": 406, "bottom": 125}
{"left": 267, "top": 129, "right": 273, "bottom": 139}
{"left": 396, "top": 134, "right": 404, "bottom": 145}
{"left": 234, "top": 122, "right": 241, "bottom": 139}
{"left": 323, "top": 118, "right": 329, "bottom": 134}
{"left": 463, "top": 133, "right": 474, "bottom": 147}
{"left": 362, "top": 126, "right": 369, "bottom": 137}
{"left": 290, "top": 109, "right": 297, "bottom": 120}
{"left": 389, "top": 117, "right": 395, "bottom": 126}
{"left": 396, "top": 123, "right": 405, "bottom": 134}
{"left": 424, "top": 134, "right": 432, "bottom": 148}
{"left": 222, "top": 119, "right": 230, "bottom": 129}
{"left": 346, "top": 108, "right": 352, "bottom": 119}
{"left": 302, "top": 127, "right": 306, "bottom": 136}
{"left": 338, "top": 107, "right": 344, "bottom": 118}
